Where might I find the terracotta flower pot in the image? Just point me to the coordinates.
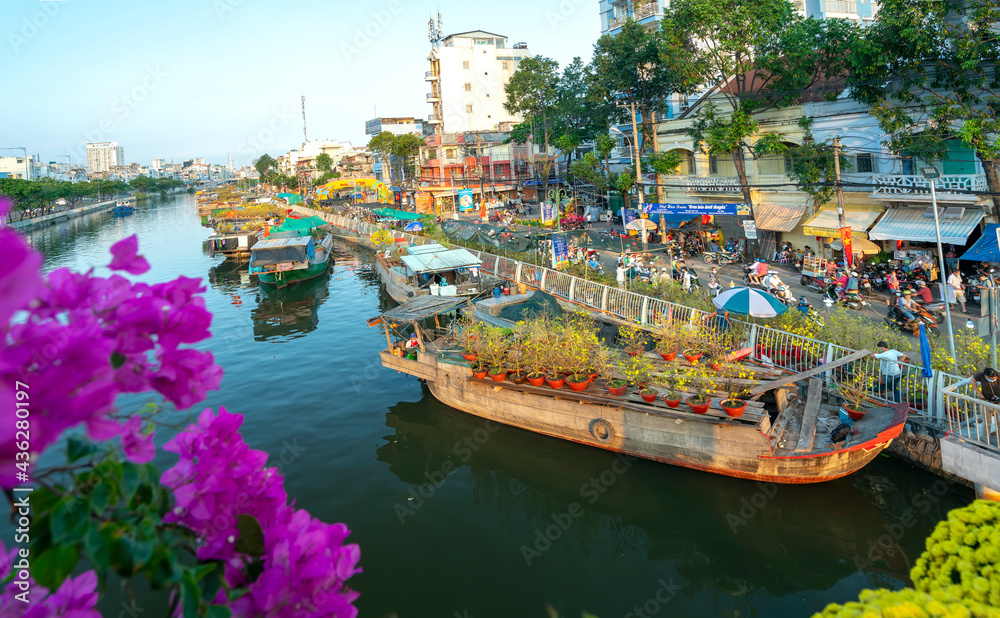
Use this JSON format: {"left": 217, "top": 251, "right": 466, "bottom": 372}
{"left": 566, "top": 376, "right": 590, "bottom": 392}
{"left": 526, "top": 373, "right": 546, "bottom": 387}
{"left": 708, "top": 361, "right": 722, "bottom": 371}
{"left": 509, "top": 372, "right": 528, "bottom": 385}
{"left": 721, "top": 399, "right": 746, "bottom": 418}
{"left": 683, "top": 350, "right": 703, "bottom": 363}
{"left": 845, "top": 406, "right": 866, "bottom": 421}
{"left": 658, "top": 350, "right": 677, "bottom": 361}
{"left": 489, "top": 369, "right": 508, "bottom": 382}
{"left": 545, "top": 376, "right": 566, "bottom": 390}
{"left": 686, "top": 396, "right": 711, "bottom": 414}
{"left": 662, "top": 395, "right": 682, "bottom": 408}
{"left": 461, "top": 353, "right": 478, "bottom": 362}
{"left": 472, "top": 367, "right": 489, "bottom": 379}
{"left": 626, "top": 348, "right": 643, "bottom": 357}
{"left": 640, "top": 389, "right": 658, "bottom": 403}
{"left": 606, "top": 381, "right": 628, "bottom": 396}
{"left": 586, "top": 370, "right": 599, "bottom": 380}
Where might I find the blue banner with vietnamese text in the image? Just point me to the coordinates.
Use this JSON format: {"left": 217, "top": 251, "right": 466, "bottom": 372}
{"left": 642, "top": 203, "right": 751, "bottom": 216}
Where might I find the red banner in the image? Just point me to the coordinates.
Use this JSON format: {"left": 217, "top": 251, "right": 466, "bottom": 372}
{"left": 840, "top": 226, "right": 853, "bottom": 267}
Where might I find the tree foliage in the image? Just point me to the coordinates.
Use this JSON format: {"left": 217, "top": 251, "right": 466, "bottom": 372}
{"left": 847, "top": 0, "right": 1000, "bottom": 219}
{"left": 504, "top": 55, "right": 561, "bottom": 191}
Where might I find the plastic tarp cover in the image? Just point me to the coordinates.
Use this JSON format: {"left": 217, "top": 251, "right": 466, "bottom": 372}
{"left": 960, "top": 223, "right": 1000, "bottom": 262}
{"left": 273, "top": 216, "right": 327, "bottom": 235}
{"left": 441, "top": 221, "right": 535, "bottom": 252}
{"left": 250, "top": 237, "right": 313, "bottom": 267}
{"left": 498, "top": 291, "right": 564, "bottom": 322}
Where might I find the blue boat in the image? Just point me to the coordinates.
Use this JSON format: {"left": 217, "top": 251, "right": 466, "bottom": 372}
{"left": 111, "top": 200, "right": 135, "bottom": 215}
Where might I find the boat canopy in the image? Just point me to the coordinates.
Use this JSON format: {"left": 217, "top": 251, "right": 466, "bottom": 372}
{"left": 406, "top": 243, "right": 450, "bottom": 255}
{"left": 369, "top": 295, "right": 467, "bottom": 325}
{"left": 400, "top": 248, "right": 481, "bottom": 273}
{"left": 272, "top": 215, "right": 327, "bottom": 235}
{"left": 371, "top": 207, "right": 423, "bottom": 220}
{"left": 250, "top": 236, "right": 313, "bottom": 267}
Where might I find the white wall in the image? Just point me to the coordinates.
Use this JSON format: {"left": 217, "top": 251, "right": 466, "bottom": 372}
{"left": 437, "top": 37, "right": 527, "bottom": 133}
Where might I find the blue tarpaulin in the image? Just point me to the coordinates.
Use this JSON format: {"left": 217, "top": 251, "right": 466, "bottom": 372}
{"left": 959, "top": 224, "right": 1000, "bottom": 262}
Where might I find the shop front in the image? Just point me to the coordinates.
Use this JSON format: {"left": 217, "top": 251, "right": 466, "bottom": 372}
{"left": 800, "top": 205, "right": 884, "bottom": 259}
{"left": 868, "top": 205, "right": 986, "bottom": 278}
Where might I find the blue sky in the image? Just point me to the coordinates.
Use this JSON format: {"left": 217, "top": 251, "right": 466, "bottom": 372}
{"left": 1, "top": 0, "right": 599, "bottom": 168}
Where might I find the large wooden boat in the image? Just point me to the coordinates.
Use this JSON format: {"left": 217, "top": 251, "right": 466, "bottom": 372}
{"left": 370, "top": 297, "right": 907, "bottom": 484}
{"left": 374, "top": 243, "right": 484, "bottom": 303}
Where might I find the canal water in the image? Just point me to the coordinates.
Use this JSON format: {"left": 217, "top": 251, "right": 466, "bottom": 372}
{"left": 20, "top": 193, "right": 972, "bottom": 617}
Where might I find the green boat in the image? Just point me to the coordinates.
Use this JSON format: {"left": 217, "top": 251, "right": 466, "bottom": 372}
{"left": 250, "top": 232, "right": 334, "bottom": 289}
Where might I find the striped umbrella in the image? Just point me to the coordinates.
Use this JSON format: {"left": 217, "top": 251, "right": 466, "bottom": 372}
{"left": 712, "top": 287, "right": 788, "bottom": 318}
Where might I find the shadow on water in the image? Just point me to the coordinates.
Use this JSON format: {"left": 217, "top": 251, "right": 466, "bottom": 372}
{"left": 373, "top": 384, "right": 972, "bottom": 618}
{"left": 250, "top": 272, "right": 331, "bottom": 341}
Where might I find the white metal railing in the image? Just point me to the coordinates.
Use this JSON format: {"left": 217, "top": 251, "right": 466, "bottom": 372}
{"left": 633, "top": 2, "right": 662, "bottom": 20}
{"left": 686, "top": 177, "right": 742, "bottom": 193}
{"left": 302, "top": 205, "right": 999, "bottom": 456}
{"left": 823, "top": 0, "right": 857, "bottom": 13}
{"left": 871, "top": 174, "right": 987, "bottom": 199}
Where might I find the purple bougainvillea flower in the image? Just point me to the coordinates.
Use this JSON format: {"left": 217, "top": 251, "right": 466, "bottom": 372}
{"left": 108, "top": 234, "right": 150, "bottom": 275}
{"left": 121, "top": 415, "right": 155, "bottom": 464}
{"left": 0, "top": 198, "right": 43, "bottom": 327}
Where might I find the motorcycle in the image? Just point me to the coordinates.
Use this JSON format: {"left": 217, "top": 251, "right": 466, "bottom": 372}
{"left": 684, "top": 268, "right": 701, "bottom": 292}
{"left": 885, "top": 305, "right": 938, "bottom": 334}
{"left": 800, "top": 272, "right": 828, "bottom": 292}
{"left": 795, "top": 299, "right": 825, "bottom": 327}
{"left": 841, "top": 290, "right": 869, "bottom": 310}
{"left": 703, "top": 250, "right": 745, "bottom": 265}
{"left": 766, "top": 282, "right": 796, "bottom": 305}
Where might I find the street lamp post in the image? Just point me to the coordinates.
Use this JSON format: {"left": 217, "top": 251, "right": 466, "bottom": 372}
{"left": 611, "top": 126, "right": 648, "bottom": 248}
{"left": 922, "top": 166, "right": 957, "bottom": 362}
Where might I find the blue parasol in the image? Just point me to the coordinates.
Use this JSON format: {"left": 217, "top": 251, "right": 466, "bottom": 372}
{"left": 404, "top": 221, "right": 424, "bottom": 232}
{"left": 919, "top": 323, "right": 933, "bottom": 378}
{"left": 712, "top": 287, "right": 788, "bottom": 318}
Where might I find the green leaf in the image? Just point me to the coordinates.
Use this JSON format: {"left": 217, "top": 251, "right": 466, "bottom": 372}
{"left": 197, "top": 561, "right": 224, "bottom": 604}
{"left": 67, "top": 436, "right": 97, "bottom": 463}
{"left": 120, "top": 463, "right": 142, "bottom": 505}
{"left": 180, "top": 572, "right": 201, "bottom": 618}
{"left": 245, "top": 560, "right": 264, "bottom": 584}
{"left": 32, "top": 544, "right": 78, "bottom": 589}
{"left": 146, "top": 546, "right": 180, "bottom": 590}
{"left": 51, "top": 497, "right": 89, "bottom": 544}
{"left": 110, "top": 351, "right": 126, "bottom": 369}
{"left": 235, "top": 514, "right": 264, "bottom": 557}
{"left": 205, "top": 606, "right": 232, "bottom": 618}
{"left": 83, "top": 524, "right": 115, "bottom": 571}
{"left": 89, "top": 480, "right": 113, "bottom": 515}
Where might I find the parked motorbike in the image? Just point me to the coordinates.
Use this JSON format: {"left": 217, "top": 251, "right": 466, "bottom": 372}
{"left": 703, "top": 250, "right": 745, "bottom": 266}
{"left": 800, "top": 273, "right": 828, "bottom": 292}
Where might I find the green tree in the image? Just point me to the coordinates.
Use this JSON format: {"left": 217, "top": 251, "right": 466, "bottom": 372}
{"left": 755, "top": 117, "right": 849, "bottom": 213}
{"left": 254, "top": 154, "right": 276, "bottom": 184}
{"left": 316, "top": 152, "right": 332, "bottom": 173}
{"left": 662, "top": 0, "right": 857, "bottom": 210}
{"left": 570, "top": 152, "right": 610, "bottom": 192}
{"left": 504, "top": 55, "right": 560, "bottom": 195}
{"left": 847, "top": 0, "right": 1000, "bottom": 220}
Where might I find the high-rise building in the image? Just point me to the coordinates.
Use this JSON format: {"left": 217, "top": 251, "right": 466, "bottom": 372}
{"left": 86, "top": 142, "right": 124, "bottom": 175}
{"left": 426, "top": 30, "right": 530, "bottom": 135}
{"left": 152, "top": 158, "right": 165, "bottom": 170}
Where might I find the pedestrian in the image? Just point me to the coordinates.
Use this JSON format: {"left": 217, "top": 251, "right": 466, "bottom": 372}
{"left": 873, "top": 341, "right": 908, "bottom": 403}
{"left": 616, "top": 263, "right": 626, "bottom": 289}
{"left": 887, "top": 270, "right": 900, "bottom": 293}
{"left": 708, "top": 267, "right": 721, "bottom": 298}
{"left": 947, "top": 269, "right": 967, "bottom": 313}
{"left": 971, "top": 367, "right": 1000, "bottom": 403}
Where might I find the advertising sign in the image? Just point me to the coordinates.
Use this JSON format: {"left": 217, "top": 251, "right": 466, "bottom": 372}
{"left": 458, "top": 189, "right": 474, "bottom": 211}
{"left": 742, "top": 220, "right": 758, "bottom": 240}
{"left": 552, "top": 233, "right": 569, "bottom": 268}
{"left": 622, "top": 208, "right": 636, "bottom": 227}
{"left": 643, "top": 203, "right": 750, "bottom": 216}
{"left": 541, "top": 201, "right": 556, "bottom": 223}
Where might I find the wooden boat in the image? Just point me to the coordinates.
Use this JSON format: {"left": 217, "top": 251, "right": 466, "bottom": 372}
{"left": 249, "top": 232, "right": 334, "bottom": 289}
{"left": 205, "top": 231, "right": 259, "bottom": 262}
{"left": 369, "top": 297, "right": 907, "bottom": 484}
{"left": 111, "top": 200, "right": 135, "bottom": 215}
{"left": 374, "top": 243, "right": 484, "bottom": 303}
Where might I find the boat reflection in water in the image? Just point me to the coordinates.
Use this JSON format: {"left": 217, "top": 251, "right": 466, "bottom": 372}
{"left": 250, "top": 271, "right": 330, "bottom": 341}
{"left": 376, "top": 386, "right": 971, "bottom": 618}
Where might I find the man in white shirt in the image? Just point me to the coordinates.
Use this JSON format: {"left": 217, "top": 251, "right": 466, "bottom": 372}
{"left": 616, "top": 264, "right": 626, "bottom": 289}
{"left": 873, "top": 341, "right": 908, "bottom": 403}
{"left": 947, "top": 270, "right": 967, "bottom": 313}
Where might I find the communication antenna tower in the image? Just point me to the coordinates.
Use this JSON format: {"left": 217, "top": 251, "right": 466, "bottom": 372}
{"left": 301, "top": 95, "right": 308, "bottom": 145}
{"left": 428, "top": 11, "right": 442, "bottom": 47}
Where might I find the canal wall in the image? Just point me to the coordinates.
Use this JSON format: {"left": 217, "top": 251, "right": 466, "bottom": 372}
{"left": 887, "top": 419, "right": 971, "bottom": 486}
{"left": 5, "top": 199, "right": 120, "bottom": 231}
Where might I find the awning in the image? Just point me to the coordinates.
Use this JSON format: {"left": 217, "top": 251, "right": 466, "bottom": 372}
{"left": 869, "top": 207, "right": 985, "bottom": 244}
{"left": 370, "top": 295, "right": 466, "bottom": 324}
{"left": 960, "top": 224, "right": 1000, "bottom": 261}
{"left": 754, "top": 203, "right": 808, "bottom": 232}
{"left": 400, "top": 248, "right": 481, "bottom": 273}
{"left": 802, "top": 207, "right": 883, "bottom": 239}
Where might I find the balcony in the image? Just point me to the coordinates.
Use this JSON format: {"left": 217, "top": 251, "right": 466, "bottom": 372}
{"left": 686, "top": 176, "right": 743, "bottom": 195}
{"left": 426, "top": 91, "right": 440, "bottom": 102}
{"left": 633, "top": 2, "right": 663, "bottom": 20}
{"left": 823, "top": 0, "right": 857, "bottom": 14}
{"left": 870, "top": 174, "right": 987, "bottom": 203}
{"left": 427, "top": 113, "right": 442, "bottom": 124}
{"left": 424, "top": 71, "right": 439, "bottom": 81}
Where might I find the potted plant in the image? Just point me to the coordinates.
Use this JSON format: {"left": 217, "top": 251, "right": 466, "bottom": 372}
{"left": 684, "top": 367, "right": 712, "bottom": 414}
{"left": 701, "top": 326, "right": 731, "bottom": 371}
{"left": 716, "top": 362, "right": 756, "bottom": 418}
{"left": 618, "top": 323, "right": 648, "bottom": 358}
{"left": 655, "top": 323, "right": 681, "bottom": 361}
{"left": 621, "top": 353, "right": 654, "bottom": 392}
{"left": 658, "top": 362, "right": 684, "bottom": 408}
{"left": 522, "top": 316, "right": 550, "bottom": 386}
{"left": 836, "top": 371, "right": 874, "bottom": 420}
{"left": 479, "top": 324, "right": 510, "bottom": 382}
{"left": 452, "top": 317, "right": 484, "bottom": 363}
{"left": 563, "top": 318, "right": 600, "bottom": 392}
{"left": 590, "top": 346, "right": 627, "bottom": 396}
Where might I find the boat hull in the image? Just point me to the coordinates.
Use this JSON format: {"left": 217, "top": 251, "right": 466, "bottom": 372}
{"left": 381, "top": 351, "right": 906, "bottom": 484}
{"left": 375, "top": 258, "right": 425, "bottom": 303}
{"left": 258, "top": 259, "right": 331, "bottom": 289}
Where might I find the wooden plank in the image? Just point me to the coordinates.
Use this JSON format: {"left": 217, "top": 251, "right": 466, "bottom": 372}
{"left": 795, "top": 378, "right": 824, "bottom": 452}
{"left": 747, "top": 348, "right": 871, "bottom": 401}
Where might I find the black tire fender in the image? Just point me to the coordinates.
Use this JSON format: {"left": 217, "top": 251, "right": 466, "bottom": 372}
{"left": 589, "top": 418, "right": 614, "bottom": 443}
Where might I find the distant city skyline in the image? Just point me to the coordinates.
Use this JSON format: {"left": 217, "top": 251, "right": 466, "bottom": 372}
{"left": 0, "top": 0, "right": 598, "bottom": 168}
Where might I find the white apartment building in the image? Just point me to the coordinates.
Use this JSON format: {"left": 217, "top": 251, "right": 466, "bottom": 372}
{"left": 365, "top": 117, "right": 425, "bottom": 136}
{"left": 426, "top": 31, "right": 530, "bottom": 134}
{"left": 86, "top": 142, "right": 124, "bottom": 175}
{"left": 0, "top": 155, "right": 35, "bottom": 180}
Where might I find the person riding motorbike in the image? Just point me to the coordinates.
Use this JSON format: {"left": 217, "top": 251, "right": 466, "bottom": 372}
{"left": 797, "top": 296, "right": 812, "bottom": 314}
{"left": 897, "top": 290, "right": 919, "bottom": 332}
{"left": 749, "top": 258, "right": 767, "bottom": 286}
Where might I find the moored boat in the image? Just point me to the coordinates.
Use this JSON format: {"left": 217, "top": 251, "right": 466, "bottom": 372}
{"left": 111, "top": 200, "right": 135, "bottom": 215}
{"left": 375, "top": 243, "right": 484, "bottom": 303}
{"left": 249, "top": 232, "right": 334, "bottom": 289}
{"left": 369, "top": 297, "right": 907, "bottom": 484}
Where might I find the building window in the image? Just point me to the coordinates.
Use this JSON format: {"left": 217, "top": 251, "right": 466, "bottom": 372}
{"left": 709, "top": 155, "right": 718, "bottom": 175}
{"left": 901, "top": 157, "right": 914, "bottom": 175}
{"left": 856, "top": 153, "right": 873, "bottom": 173}
{"left": 686, "top": 152, "right": 696, "bottom": 175}
{"left": 464, "top": 83, "right": 471, "bottom": 92}
{"left": 446, "top": 148, "right": 456, "bottom": 159}
{"left": 502, "top": 61, "right": 509, "bottom": 70}
{"left": 466, "top": 104, "right": 473, "bottom": 113}
{"left": 784, "top": 154, "right": 794, "bottom": 173}
{"left": 484, "top": 71, "right": 488, "bottom": 76}
{"left": 463, "top": 61, "right": 470, "bottom": 69}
